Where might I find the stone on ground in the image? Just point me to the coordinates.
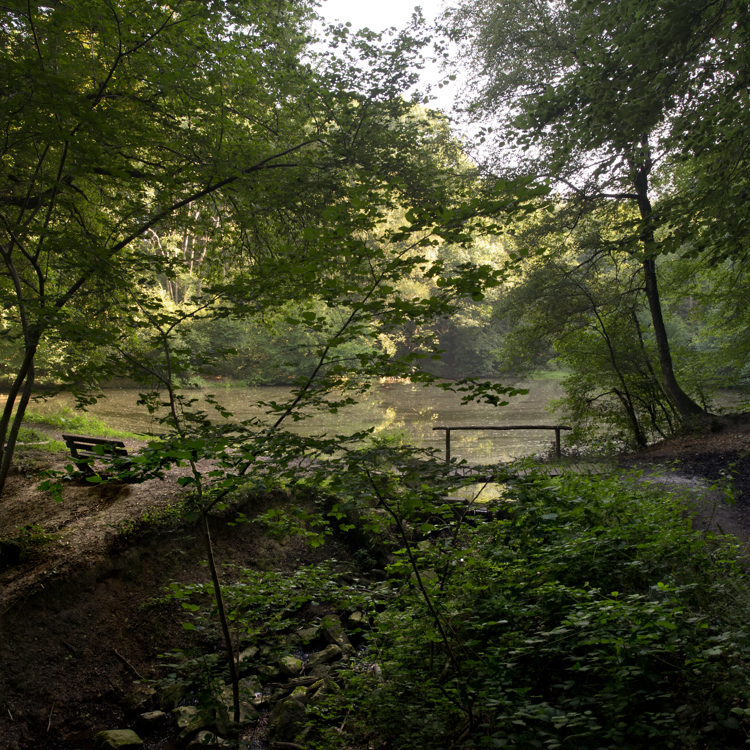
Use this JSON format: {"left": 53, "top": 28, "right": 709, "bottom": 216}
{"left": 268, "top": 697, "right": 307, "bottom": 742}
{"left": 93, "top": 729, "right": 143, "bottom": 749}
{"left": 306, "top": 643, "right": 342, "bottom": 670}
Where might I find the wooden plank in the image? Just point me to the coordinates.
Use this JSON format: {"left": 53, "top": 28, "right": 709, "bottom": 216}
{"left": 432, "top": 425, "right": 572, "bottom": 431}
{"left": 61, "top": 433, "right": 126, "bottom": 449}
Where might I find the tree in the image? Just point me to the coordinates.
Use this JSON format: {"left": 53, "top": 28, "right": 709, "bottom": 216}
{"left": 39, "top": 169, "right": 539, "bottom": 726}
{"left": 491, "top": 205, "right": 692, "bottom": 448}
{"left": 0, "top": 0, "right": 449, "bottom": 490}
{"left": 445, "top": 0, "right": 750, "bottom": 422}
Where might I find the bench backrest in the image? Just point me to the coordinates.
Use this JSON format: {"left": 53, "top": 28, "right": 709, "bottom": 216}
{"left": 62, "top": 433, "right": 128, "bottom": 458}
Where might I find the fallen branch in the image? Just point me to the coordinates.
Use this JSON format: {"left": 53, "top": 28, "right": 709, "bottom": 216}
{"left": 113, "top": 648, "right": 144, "bottom": 680}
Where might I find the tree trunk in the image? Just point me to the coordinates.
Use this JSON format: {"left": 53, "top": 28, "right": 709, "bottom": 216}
{"left": 631, "top": 138, "right": 706, "bottom": 420}
{"left": 0, "top": 343, "right": 38, "bottom": 494}
{"left": 641, "top": 258, "right": 704, "bottom": 418}
{"left": 200, "top": 510, "right": 241, "bottom": 725}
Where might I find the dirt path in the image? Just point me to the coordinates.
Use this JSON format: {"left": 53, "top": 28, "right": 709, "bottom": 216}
{"left": 618, "top": 413, "right": 750, "bottom": 558}
{"left": 0, "top": 427, "right": 201, "bottom": 611}
{"left": 0, "top": 427, "right": 346, "bottom": 750}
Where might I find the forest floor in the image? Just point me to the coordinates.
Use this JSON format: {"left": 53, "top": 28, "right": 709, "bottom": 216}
{"left": 1, "top": 414, "right": 750, "bottom": 749}
{"left": 617, "top": 411, "right": 750, "bottom": 552}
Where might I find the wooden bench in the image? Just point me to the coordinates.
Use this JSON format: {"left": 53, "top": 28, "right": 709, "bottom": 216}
{"left": 62, "top": 433, "right": 128, "bottom": 473}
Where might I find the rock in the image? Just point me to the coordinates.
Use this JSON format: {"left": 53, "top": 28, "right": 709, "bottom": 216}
{"left": 135, "top": 711, "right": 167, "bottom": 734}
{"left": 308, "top": 664, "right": 332, "bottom": 679}
{"left": 285, "top": 632, "right": 302, "bottom": 647}
{"left": 217, "top": 685, "right": 259, "bottom": 728}
{"left": 307, "top": 677, "right": 339, "bottom": 707}
{"left": 320, "top": 615, "right": 355, "bottom": 655}
{"left": 347, "top": 610, "right": 367, "bottom": 627}
{"left": 239, "top": 676, "right": 263, "bottom": 704}
{"left": 172, "top": 706, "right": 212, "bottom": 744}
{"left": 172, "top": 706, "right": 200, "bottom": 728}
{"left": 186, "top": 731, "right": 231, "bottom": 749}
{"left": 237, "top": 646, "right": 259, "bottom": 672}
{"left": 306, "top": 678, "right": 325, "bottom": 697}
{"left": 296, "top": 625, "right": 321, "bottom": 644}
{"left": 93, "top": 729, "right": 143, "bottom": 749}
{"left": 266, "top": 683, "right": 288, "bottom": 704}
{"left": 278, "top": 655, "right": 303, "bottom": 677}
{"left": 159, "top": 681, "right": 189, "bottom": 711}
{"left": 268, "top": 697, "right": 307, "bottom": 742}
{"left": 306, "top": 644, "right": 342, "bottom": 670}
{"left": 257, "top": 664, "right": 281, "bottom": 681}
{"left": 123, "top": 685, "right": 156, "bottom": 716}
{"left": 289, "top": 686, "right": 309, "bottom": 704}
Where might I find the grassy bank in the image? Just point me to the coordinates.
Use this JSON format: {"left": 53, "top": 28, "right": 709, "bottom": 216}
{"left": 23, "top": 407, "right": 144, "bottom": 441}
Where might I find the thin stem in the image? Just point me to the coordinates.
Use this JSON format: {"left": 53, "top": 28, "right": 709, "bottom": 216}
{"left": 199, "top": 498, "right": 241, "bottom": 724}
{"left": 365, "top": 468, "right": 462, "bottom": 677}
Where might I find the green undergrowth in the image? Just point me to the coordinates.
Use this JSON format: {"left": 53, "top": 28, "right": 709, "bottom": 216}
{"left": 191, "top": 467, "right": 750, "bottom": 749}
{"left": 24, "top": 406, "right": 143, "bottom": 440}
{"left": 166, "top": 560, "right": 382, "bottom": 643}
{"left": 337, "top": 469, "right": 750, "bottom": 750}
{"left": 156, "top": 462, "right": 750, "bottom": 749}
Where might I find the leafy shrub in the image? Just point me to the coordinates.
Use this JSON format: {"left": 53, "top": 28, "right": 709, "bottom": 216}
{"left": 309, "top": 469, "right": 750, "bottom": 749}
{"left": 167, "top": 561, "right": 384, "bottom": 643}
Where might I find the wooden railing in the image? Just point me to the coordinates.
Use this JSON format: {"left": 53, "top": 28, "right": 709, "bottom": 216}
{"left": 432, "top": 425, "right": 572, "bottom": 463}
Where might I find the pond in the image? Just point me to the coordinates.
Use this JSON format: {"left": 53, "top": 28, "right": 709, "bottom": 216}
{"left": 29, "top": 379, "right": 566, "bottom": 464}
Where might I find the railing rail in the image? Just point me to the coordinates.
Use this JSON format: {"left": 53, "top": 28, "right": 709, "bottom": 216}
{"left": 432, "top": 425, "right": 572, "bottom": 463}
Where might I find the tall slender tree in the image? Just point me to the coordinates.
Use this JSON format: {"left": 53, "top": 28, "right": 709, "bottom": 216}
{"left": 446, "top": 0, "right": 749, "bottom": 421}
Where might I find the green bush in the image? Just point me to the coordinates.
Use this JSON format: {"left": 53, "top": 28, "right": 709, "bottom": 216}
{"left": 162, "top": 459, "right": 750, "bottom": 749}
{"left": 309, "top": 469, "right": 750, "bottom": 749}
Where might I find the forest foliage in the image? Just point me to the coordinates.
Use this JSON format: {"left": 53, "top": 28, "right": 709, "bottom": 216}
{"left": 3, "top": 0, "right": 750, "bottom": 461}
{"left": 3, "top": 1, "right": 750, "bottom": 747}
{"left": 447, "top": 0, "right": 750, "bottom": 437}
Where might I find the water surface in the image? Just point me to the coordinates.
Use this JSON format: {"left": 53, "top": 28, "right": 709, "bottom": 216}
{"left": 31, "top": 380, "right": 566, "bottom": 464}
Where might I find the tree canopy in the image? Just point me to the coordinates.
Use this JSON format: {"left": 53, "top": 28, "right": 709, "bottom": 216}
{"left": 0, "top": 0, "right": 543, "bottom": 488}
{"left": 445, "top": 0, "right": 750, "bottom": 423}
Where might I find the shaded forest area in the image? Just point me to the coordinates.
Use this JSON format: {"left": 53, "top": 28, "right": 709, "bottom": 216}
{"left": 3, "top": 1, "right": 750, "bottom": 749}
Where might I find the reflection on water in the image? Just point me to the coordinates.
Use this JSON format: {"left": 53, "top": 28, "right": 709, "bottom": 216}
{"left": 451, "top": 482, "right": 510, "bottom": 503}
{"left": 30, "top": 380, "right": 566, "bottom": 464}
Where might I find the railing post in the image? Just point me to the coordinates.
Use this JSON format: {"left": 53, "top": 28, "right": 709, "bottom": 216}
{"left": 445, "top": 428, "right": 451, "bottom": 464}
{"left": 554, "top": 426, "right": 561, "bottom": 459}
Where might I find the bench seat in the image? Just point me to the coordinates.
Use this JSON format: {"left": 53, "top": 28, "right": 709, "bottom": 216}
{"left": 62, "top": 433, "right": 128, "bottom": 473}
